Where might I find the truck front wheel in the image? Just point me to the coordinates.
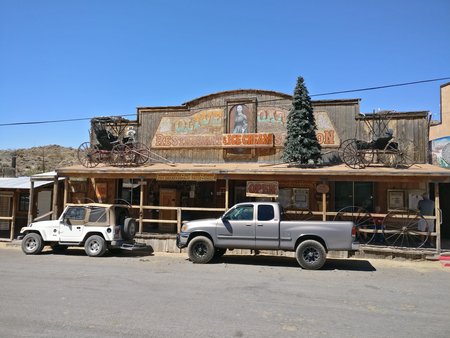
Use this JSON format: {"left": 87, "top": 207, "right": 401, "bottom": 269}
{"left": 296, "top": 240, "right": 326, "bottom": 270}
{"left": 21, "top": 233, "right": 44, "bottom": 255}
{"left": 188, "top": 236, "right": 214, "bottom": 264}
{"left": 84, "top": 235, "right": 107, "bottom": 257}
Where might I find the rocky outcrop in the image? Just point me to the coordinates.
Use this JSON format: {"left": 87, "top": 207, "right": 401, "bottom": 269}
{"left": 0, "top": 145, "right": 78, "bottom": 177}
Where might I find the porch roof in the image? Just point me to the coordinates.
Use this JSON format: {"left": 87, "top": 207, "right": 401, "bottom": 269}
{"left": 56, "top": 163, "right": 450, "bottom": 182}
{"left": 0, "top": 176, "right": 54, "bottom": 190}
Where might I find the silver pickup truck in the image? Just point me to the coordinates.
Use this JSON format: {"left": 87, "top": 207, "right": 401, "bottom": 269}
{"left": 177, "top": 202, "right": 359, "bottom": 269}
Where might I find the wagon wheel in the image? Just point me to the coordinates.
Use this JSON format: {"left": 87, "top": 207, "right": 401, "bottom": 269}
{"left": 333, "top": 206, "right": 376, "bottom": 244}
{"left": 395, "top": 141, "right": 416, "bottom": 169}
{"left": 338, "top": 139, "right": 356, "bottom": 163}
{"left": 382, "top": 210, "right": 428, "bottom": 248}
{"left": 77, "top": 142, "right": 100, "bottom": 168}
{"left": 130, "top": 142, "right": 150, "bottom": 165}
{"left": 111, "top": 144, "right": 135, "bottom": 166}
{"left": 342, "top": 140, "right": 374, "bottom": 169}
{"left": 378, "top": 149, "right": 397, "bottom": 168}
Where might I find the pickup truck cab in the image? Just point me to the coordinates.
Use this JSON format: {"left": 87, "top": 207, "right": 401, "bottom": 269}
{"left": 177, "top": 202, "right": 359, "bottom": 269}
{"left": 19, "top": 203, "right": 143, "bottom": 257}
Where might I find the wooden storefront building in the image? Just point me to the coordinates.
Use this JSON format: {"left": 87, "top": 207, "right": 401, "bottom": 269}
{"left": 54, "top": 89, "right": 450, "bottom": 252}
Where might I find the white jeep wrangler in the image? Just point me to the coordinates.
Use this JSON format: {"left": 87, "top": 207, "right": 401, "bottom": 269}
{"left": 18, "top": 203, "right": 143, "bottom": 257}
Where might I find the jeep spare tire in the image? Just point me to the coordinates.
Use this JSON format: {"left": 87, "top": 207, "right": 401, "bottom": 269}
{"left": 122, "top": 218, "right": 137, "bottom": 240}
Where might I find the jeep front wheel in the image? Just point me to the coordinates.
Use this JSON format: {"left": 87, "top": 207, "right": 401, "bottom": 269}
{"left": 84, "top": 235, "right": 107, "bottom": 257}
{"left": 21, "top": 233, "right": 44, "bottom": 255}
{"left": 187, "top": 236, "right": 214, "bottom": 264}
{"left": 295, "top": 240, "right": 327, "bottom": 270}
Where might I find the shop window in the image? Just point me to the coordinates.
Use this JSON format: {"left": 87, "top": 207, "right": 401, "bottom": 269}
{"left": 278, "top": 188, "right": 309, "bottom": 210}
{"left": 335, "top": 182, "right": 373, "bottom": 211}
{"left": 118, "top": 179, "right": 141, "bottom": 205}
{"left": 19, "top": 193, "right": 29, "bottom": 212}
{"left": 0, "top": 195, "right": 12, "bottom": 231}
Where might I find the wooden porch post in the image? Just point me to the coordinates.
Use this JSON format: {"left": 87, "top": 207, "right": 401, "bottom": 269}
{"left": 63, "top": 178, "right": 68, "bottom": 207}
{"left": 10, "top": 192, "right": 16, "bottom": 241}
{"left": 52, "top": 176, "right": 58, "bottom": 220}
{"left": 435, "top": 182, "right": 441, "bottom": 255}
{"left": 139, "top": 178, "right": 144, "bottom": 234}
{"left": 225, "top": 178, "right": 229, "bottom": 210}
{"left": 322, "top": 192, "right": 327, "bottom": 221}
{"left": 27, "top": 181, "right": 35, "bottom": 224}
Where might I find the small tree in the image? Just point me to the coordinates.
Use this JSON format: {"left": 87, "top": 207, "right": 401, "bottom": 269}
{"left": 282, "top": 76, "right": 322, "bottom": 164}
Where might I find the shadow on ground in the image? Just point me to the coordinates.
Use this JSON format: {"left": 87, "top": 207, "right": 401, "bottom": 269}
{"left": 212, "top": 254, "right": 376, "bottom": 271}
{"left": 39, "top": 246, "right": 154, "bottom": 258}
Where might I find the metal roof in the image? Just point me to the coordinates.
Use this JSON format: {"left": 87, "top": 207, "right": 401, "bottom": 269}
{"left": 0, "top": 172, "right": 59, "bottom": 190}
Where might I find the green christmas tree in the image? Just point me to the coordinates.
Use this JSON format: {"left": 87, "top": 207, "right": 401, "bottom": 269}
{"left": 282, "top": 76, "right": 322, "bottom": 164}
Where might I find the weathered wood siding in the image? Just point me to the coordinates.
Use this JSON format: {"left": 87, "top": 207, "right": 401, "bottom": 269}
{"left": 134, "top": 90, "right": 427, "bottom": 164}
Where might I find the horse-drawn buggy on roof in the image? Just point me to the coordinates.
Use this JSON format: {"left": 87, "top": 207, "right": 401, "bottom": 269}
{"left": 339, "top": 111, "right": 415, "bottom": 169}
{"left": 77, "top": 116, "right": 161, "bottom": 167}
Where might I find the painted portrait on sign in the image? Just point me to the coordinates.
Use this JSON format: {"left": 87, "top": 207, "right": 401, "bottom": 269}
{"left": 229, "top": 104, "right": 255, "bottom": 134}
{"left": 225, "top": 101, "right": 257, "bottom": 159}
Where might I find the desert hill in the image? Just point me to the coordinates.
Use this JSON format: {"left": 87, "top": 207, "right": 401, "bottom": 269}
{"left": 0, "top": 145, "right": 78, "bottom": 177}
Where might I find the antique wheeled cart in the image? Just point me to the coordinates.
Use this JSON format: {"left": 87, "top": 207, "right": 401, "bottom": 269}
{"left": 77, "top": 116, "right": 170, "bottom": 168}
{"left": 334, "top": 206, "right": 430, "bottom": 248}
{"left": 339, "top": 111, "right": 415, "bottom": 169}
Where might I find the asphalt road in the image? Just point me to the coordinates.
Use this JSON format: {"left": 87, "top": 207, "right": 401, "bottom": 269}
{"left": 0, "top": 246, "right": 449, "bottom": 338}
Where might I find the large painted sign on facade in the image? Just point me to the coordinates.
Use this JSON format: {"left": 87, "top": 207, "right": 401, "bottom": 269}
{"left": 151, "top": 107, "right": 340, "bottom": 148}
{"left": 431, "top": 136, "right": 450, "bottom": 169}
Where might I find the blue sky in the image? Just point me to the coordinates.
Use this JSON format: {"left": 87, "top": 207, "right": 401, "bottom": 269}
{"left": 1, "top": 0, "right": 449, "bottom": 149}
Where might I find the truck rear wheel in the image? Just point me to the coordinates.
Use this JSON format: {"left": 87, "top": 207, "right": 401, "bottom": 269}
{"left": 21, "top": 233, "right": 44, "bottom": 255}
{"left": 296, "top": 240, "right": 326, "bottom": 270}
{"left": 84, "top": 235, "right": 107, "bottom": 257}
{"left": 188, "top": 236, "right": 214, "bottom": 264}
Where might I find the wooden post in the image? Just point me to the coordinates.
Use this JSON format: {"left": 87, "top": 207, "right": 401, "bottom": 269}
{"left": 177, "top": 208, "right": 182, "bottom": 233}
{"left": 139, "top": 178, "right": 144, "bottom": 234}
{"left": 435, "top": 182, "right": 441, "bottom": 255}
{"left": 322, "top": 192, "right": 327, "bottom": 221}
{"left": 225, "top": 178, "right": 229, "bottom": 210}
{"left": 10, "top": 193, "right": 16, "bottom": 241}
{"left": 63, "top": 178, "right": 68, "bottom": 207}
{"left": 52, "top": 176, "right": 59, "bottom": 220}
{"left": 27, "top": 181, "right": 35, "bottom": 224}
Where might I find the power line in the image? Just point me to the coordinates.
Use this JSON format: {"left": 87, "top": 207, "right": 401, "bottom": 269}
{"left": 310, "top": 77, "right": 450, "bottom": 97}
{"left": 1, "top": 77, "right": 449, "bottom": 127}
{"left": 0, "top": 114, "right": 136, "bottom": 127}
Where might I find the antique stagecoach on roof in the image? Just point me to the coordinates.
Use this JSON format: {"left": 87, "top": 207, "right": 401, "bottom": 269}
{"left": 77, "top": 116, "right": 169, "bottom": 167}
{"left": 339, "top": 111, "right": 415, "bottom": 169}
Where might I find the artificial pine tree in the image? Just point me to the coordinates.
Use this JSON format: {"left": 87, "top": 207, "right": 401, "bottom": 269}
{"left": 282, "top": 76, "right": 322, "bottom": 165}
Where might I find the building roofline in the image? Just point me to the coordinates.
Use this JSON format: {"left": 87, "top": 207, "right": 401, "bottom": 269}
{"left": 182, "top": 89, "right": 292, "bottom": 106}
{"left": 136, "top": 90, "right": 361, "bottom": 112}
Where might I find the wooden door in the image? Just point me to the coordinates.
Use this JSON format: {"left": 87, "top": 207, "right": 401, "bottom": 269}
{"left": 0, "top": 194, "right": 12, "bottom": 239}
{"left": 159, "top": 189, "right": 177, "bottom": 232}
